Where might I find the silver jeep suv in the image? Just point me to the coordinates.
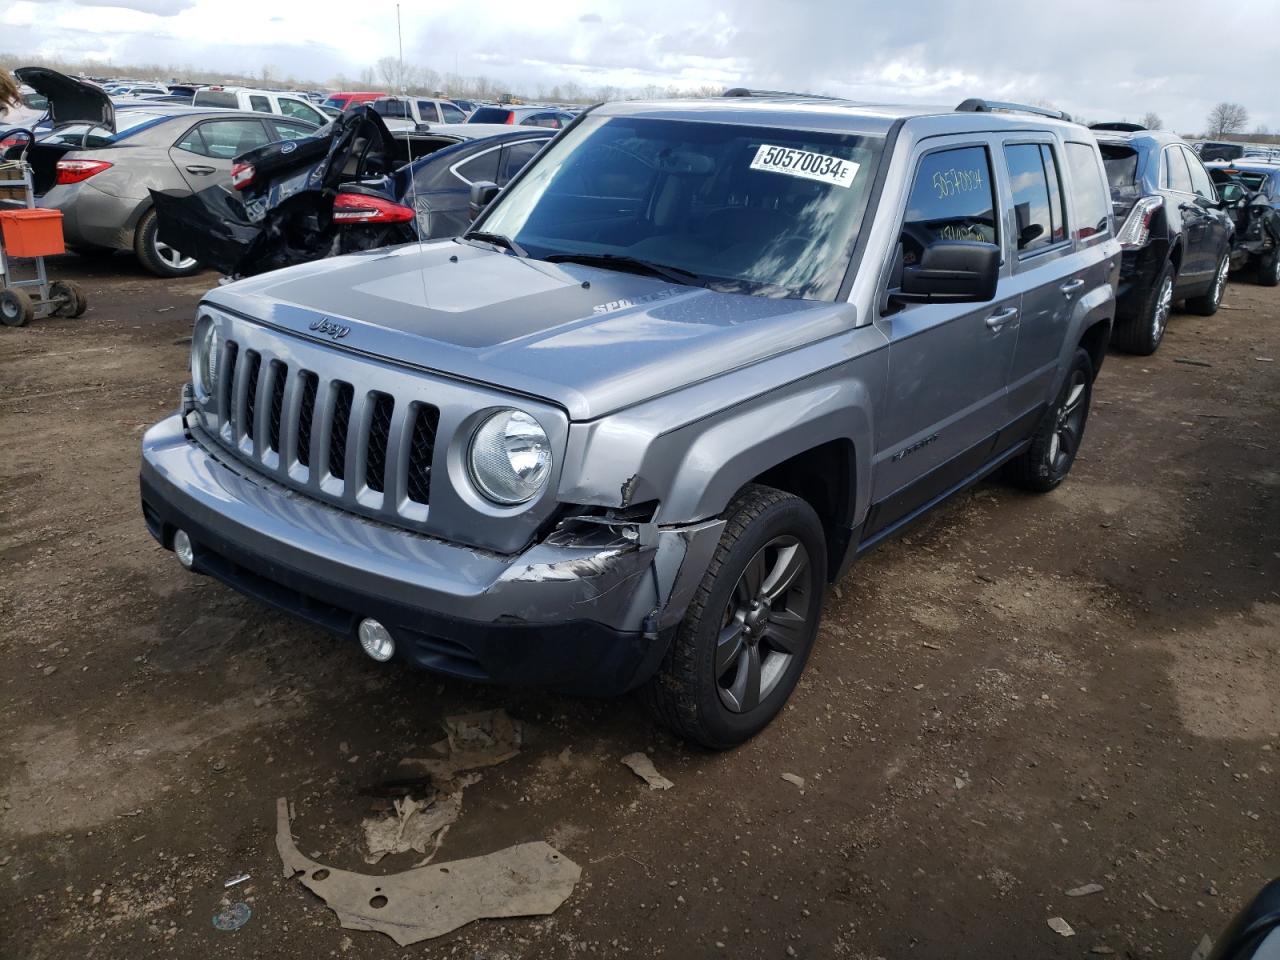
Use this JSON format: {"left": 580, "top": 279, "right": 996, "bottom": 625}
{"left": 140, "top": 94, "right": 1119, "bottom": 748}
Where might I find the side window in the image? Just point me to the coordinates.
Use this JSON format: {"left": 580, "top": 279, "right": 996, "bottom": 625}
{"left": 497, "top": 140, "right": 544, "bottom": 185}
{"left": 279, "top": 99, "right": 321, "bottom": 125}
{"left": 183, "top": 119, "right": 269, "bottom": 160}
{"left": 1065, "top": 142, "right": 1111, "bottom": 241}
{"left": 249, "top": 95, "right": 271, "bottom": 113}
{"left": 440, "top": 103, "right": 466, "bottom": 124}
{"left": 416, "top": 101, "right": 439, "bottom": 123}
{"left": 1003, "top": 142, "right": 1063, "bottom": 254}
{"left": 522, "top": 112, "right": 560, "bottom": 128}
{"left": 374, "top": 100, "right": 407, "bottom": 119}
{"left": 899, "top": 145, "right": 997, "bottom": 265}
{"left": 1183, "top": 147, "right": 1216, "bottom": 200}
{"left": 271, "top": 120, "right": 314, "bottom": 141}
{"left": 1166, "top": 147, "right": 1194, "bottom": 193}
{"left": 454, "top": 147, "right": 502, "bottom": 185}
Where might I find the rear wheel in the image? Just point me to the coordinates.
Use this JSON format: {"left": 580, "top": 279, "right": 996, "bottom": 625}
{"left": 134, "top": 208, "right": 199, "bottom": 278}
{"left": 1186, "top": 251, "right": 1229, "bottom": 315}
{"left": 643, "top": 484, "right": 826, "bottom": 749}
{"left": 0, "top": 288, "right": 35, "bottom": 327}
{"left": 1112, "top": 261, "right": 1173, "bottom": 356}
{"left": 1257, "top": 249, "right": 1280, "bottom": 288}
{"left": 1004, "top": 348, "right": 1094, "bottom": 493}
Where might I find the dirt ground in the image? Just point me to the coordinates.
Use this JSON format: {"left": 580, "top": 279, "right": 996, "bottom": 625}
{"left": 1, "top": 251, "right": 1277, "bottom": 960}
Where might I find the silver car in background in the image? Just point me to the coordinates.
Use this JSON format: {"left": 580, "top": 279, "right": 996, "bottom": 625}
{"left": 5, "top": 68, "right": 319, "bottom": 277}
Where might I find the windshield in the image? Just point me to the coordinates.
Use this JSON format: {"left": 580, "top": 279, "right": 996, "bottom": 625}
{"left": 479, "top": 115, "right": 884, "bottom": 300}
{"left": 40, "top": 110, "right": 166, "bottom": 147}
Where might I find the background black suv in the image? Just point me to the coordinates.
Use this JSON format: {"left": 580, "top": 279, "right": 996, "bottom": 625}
{"left": 1092, "top": 123, "right": 1234, "bottom": 355}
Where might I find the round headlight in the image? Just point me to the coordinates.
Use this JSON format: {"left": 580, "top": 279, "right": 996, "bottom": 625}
{"left": 193, "top": 318, "right": 219, "bottom": 396}
{"left": 468, "top": 409, "right": 552, "bottom": 505}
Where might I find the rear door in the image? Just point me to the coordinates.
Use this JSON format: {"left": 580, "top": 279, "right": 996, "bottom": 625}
{"left": 168, "top": 117, "right": 272, "bottom": 192}
{"left": 997, "top": 137, "right": 1078, "bottom": 421}
{"left": 868, "top": 137, "right": 1019, "bottom": 536}
{"left": 1183, "top": 146, "right": 1232, "bottom": 267}
{"left": 1164, "top": 144, "right": 1212, "bottom": 283}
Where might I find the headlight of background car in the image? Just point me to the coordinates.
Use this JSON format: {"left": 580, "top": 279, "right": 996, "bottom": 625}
{"left": 192, "top": 317, "right": 219, "bottom": 397}
{"left": 468, "top": 409, "right": 553, "bottom": 505}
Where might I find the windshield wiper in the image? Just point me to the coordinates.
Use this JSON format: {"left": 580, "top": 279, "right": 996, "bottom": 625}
{"left": 543, "top": 251, "right": 705, "bottom": 286}
{"left": 461, "top": 230, "right": 529, "bottom": 258}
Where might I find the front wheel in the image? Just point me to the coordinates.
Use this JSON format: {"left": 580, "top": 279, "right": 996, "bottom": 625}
{"left": 1004, "top": 348, "right": 1094, "bottom": 493}
{"left": 643, "top": 484, "right": 826, "bottom": 749}
{"left": 1186, "top": 251, "right": 1230, "bottom": 316}
{"left": 134, "top": 208, "right": 199, "bottom": 278}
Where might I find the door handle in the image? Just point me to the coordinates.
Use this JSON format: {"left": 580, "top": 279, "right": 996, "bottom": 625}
{"left": 185, "top": 165, "right": 216, "bottom": 175}
{"left": 1059, "top": 278, "right": 1086, "bottom": 296}
{"left": 985, "top": 306, "right": 1019, "bottom": 330}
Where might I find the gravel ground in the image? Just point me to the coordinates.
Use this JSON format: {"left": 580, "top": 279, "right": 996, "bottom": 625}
{"left": 1, "top": 252, "right": 1277, "bottom": 959}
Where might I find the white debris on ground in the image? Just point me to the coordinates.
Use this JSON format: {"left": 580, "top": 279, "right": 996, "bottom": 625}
{"left": 780, "top": 773, "right": 805, "bottom": 790}
{"left": 1047, "top": 917, "right": 1076, "bottom": 937}
{"left": 621, "top": 752, "right": 674, "bottom": 790}
{"left": 361, "top": 709, "right": 521, "bottom": 863}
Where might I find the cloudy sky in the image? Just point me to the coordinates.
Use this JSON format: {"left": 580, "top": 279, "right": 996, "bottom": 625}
{"left": 4, "top": 0, "right": 1276, "bottom": 134}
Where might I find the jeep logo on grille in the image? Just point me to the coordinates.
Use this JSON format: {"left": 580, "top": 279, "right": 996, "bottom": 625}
{"left": 309, "top": 318, "right": 350, "bottom": 340}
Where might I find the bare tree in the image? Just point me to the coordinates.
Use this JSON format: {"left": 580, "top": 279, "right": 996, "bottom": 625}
{"left": 1140, "top": 112, "right": 1163, "bottom": 130}
{"left": 1206, "top": 102, "right": 1249, "bottom": 138}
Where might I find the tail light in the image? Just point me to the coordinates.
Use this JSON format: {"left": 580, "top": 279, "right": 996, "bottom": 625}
{"left": 0, "top": 132, "right": 31, "bottom": 152}
{"left": 54, "top": 159, "right": 113, "bottom": 185}
{"left": 332, "top": 193, "right": 415, "bottom": 224}
{"left": 230, "top": 162, "right": 255, "bottom": 189}
{"left": 505, "top": 113, "right": 514, "bottom": 124}
{"left": 1116, "top": 195, "right": 1163, "bottom": 250}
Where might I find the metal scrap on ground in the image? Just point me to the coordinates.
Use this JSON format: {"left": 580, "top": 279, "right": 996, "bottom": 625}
{"left": 621, "top": 752, "right": 674, "bottom": 790}
{"left": 275, "top": 798, "right": 581, "bottom": 946}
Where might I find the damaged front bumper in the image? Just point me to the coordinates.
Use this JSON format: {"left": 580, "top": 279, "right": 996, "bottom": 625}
{"left": 139, "top": 414, "right": 723, "bottom": 695}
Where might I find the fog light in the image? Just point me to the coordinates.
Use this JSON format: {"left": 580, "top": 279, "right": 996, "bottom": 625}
{"left": 173, "top": 529, "right": 195, "bottom": 570}
{"left": 358, "top": 618, "right": 395, "bottom": 662}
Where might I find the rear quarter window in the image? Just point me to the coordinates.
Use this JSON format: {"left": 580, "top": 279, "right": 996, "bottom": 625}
{"left": 193, "top": 90, "right": 239, "bottom": 110}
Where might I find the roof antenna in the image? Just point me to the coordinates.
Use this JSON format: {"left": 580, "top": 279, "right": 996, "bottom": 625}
{"left": 398, "top": 2, "right": 432, "bottom": 311}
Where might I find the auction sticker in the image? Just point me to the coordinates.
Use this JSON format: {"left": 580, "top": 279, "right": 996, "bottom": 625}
{"left": 749, "top": 144, "right": 858, "bottom": 188}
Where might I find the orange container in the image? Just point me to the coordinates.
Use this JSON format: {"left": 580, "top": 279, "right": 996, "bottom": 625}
{"left": 0, "top": 208, "right": 65, "bottom": 258}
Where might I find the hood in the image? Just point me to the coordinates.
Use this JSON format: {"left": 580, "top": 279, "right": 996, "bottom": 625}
{"left": 203, "top": 241, "right": 857, "bottom": 420}
{"left": 13, "top": 67, "right": 113, "bottom": 131}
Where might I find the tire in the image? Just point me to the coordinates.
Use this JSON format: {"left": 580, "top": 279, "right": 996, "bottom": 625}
{"left": 50, "top": 279, "right": 87, "bottom": 318}
{"left": 1004, "top": 348, "right": 1094, "bottom": 493}
{"left": 1257, "top": 249, "right": 1280, "bottom": 288}
{"left": 1186, "top": 251, "right": 1230, "bottom": 315}
{"left": 0, "top": 288, "right": 35, "bottom": 327}
{"left": 133, "top": 208, "right": 199, "bottom": 278}
{"left": 642, "top": 484, "right": 827, "bottom": 749}
{"left": 1111, "top": 261, "right": 1174, "bottom": 355}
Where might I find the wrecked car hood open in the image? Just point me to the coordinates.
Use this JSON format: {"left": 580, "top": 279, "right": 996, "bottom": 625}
{"left": 202, "top": 240, "right": 859, "bottom": 420}
{"left": 152, "top": 106, "right": 406, "bottom": 277}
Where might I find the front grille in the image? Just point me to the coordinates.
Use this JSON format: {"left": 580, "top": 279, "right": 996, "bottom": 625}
{"left": 406, "top": 405, "right": 440, "bottom": 505}
{"left": 329, "top": 382, "right": 354, "bottom": 480}
{"left": 365, "top": 392, "right": 394, "bottom": 493}
{"left": 209, "top": 335, "right": 443, "bottom": 524}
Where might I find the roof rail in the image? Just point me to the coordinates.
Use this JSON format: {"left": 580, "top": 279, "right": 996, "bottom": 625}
{"left": 723, "top": 87, "right": 838, "bottom": 100}
{"left": 956, "top": 98, "right": 1073, "bottom": 123}
{"left": 1089, "top": 121, "right": 1146, "bottom": 133}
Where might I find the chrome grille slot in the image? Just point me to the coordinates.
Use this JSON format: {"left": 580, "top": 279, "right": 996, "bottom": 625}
{"left": 243, "top": 351, "right": 262, "bottom": 442}
{"left": 328, "top": 381, "right": 354, "bottom": 480}
{"left": 296, "top": 371, "right": 318, "bottom": 471}
{"left": 220, "top": 340, "right": 239, "bottom": 424}
{"left": 267, "top": 360, "right": 288, "bottom": 454}
{"left": 365, "top": 392, "right": 395, "bottom": 494}
{"left": 406, "top": 404, "right": 440, "bottom": 505}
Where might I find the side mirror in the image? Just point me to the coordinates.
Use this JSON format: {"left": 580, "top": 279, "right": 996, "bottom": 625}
{"left": 895, "top": 240, "right": 1000, "bottom": 304}
{"left": 1217, "top": 182, "right": 1245, "bottom": 205}
{"left": 468, "top": 180, "right": 500, "bottom": 220}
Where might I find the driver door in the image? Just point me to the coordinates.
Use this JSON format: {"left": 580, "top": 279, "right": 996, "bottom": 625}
{"left": 866, "top": 138, "right": 1019, "bottom": 540}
